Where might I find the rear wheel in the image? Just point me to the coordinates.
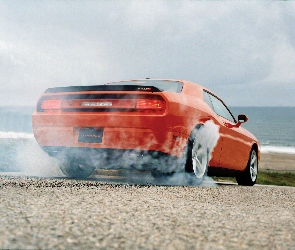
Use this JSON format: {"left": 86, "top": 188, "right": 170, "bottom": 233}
{"left": 185, "top": 128, "right": 209, "bottom": 183}
{"left": 59, "top": 160, "right": 95, "bottom": 179}
{"left": 236, "top": 149, "right": 258, "bottom": 186}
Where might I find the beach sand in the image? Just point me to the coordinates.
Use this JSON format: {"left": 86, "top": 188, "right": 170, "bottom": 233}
{"left": 260, "top": 152, "right": 295, "bottom": 173}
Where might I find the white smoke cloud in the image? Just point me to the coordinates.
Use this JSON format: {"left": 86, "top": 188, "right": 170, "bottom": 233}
{"left": 16, "top": 138, "right": 63, "bottom": 177}
{"left": 83, "top": 120, "right": 220, "bottom": 186}
{"left": 1, "top": 114, "right": 221, "bottom": 187}
{"left": 191, "top": 120, "right": 220, "bottom": 178}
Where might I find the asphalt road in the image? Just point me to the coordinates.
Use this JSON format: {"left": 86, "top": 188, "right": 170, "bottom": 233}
{"left": 0, "top": 174, "right": 294, "bottom": 250}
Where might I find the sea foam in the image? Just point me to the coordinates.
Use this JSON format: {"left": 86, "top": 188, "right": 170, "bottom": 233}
{"left": 0, "top": 131, "right": 34, "bottom": 139}
{"left": 260, "top": 145, "right": 295, "bottom": 155}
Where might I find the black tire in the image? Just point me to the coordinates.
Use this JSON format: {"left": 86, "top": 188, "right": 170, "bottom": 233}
{"left": 59, "top": 159, "right": 95, "bottom": 179}
{"left": 185, "top": 127, "right": 209, "bottom": 183}
{"left": 236, "top": 149, "right": 258, "bottom": 186}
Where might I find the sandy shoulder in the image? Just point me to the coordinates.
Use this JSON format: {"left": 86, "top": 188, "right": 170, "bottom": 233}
{"left": 260, "top": 152, "right": 295, "bottom": 173}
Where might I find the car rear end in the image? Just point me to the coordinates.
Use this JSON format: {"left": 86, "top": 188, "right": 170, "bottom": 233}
{"left": 32, "top": 80, "right": 189, "bottom": 171}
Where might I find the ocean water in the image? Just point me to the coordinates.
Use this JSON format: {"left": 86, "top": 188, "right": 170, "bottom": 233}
{"left": 231, "top": 107, "right": 295, "bottom": 154}
{"left": 0, "top": 106, "right": 295, "bottom": 148}
{"left": 0, "top": 106, "right": 35, "bottom": 134}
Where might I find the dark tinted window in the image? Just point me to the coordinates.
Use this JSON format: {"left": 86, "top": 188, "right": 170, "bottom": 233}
{"left": 108, "top": 80, "right": 183, "bottom": 93}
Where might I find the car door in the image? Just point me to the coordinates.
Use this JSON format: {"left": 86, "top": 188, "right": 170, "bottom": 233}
{"left": 204, "top": 91, "right": 249, "bottom": 170}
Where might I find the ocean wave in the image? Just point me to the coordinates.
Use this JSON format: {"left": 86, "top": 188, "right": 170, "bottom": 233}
{"left": 0, "top": 131, "right": 34, "bottom": 139}
{"left": 261, "top": 146, "right": 295, "bottom": 155}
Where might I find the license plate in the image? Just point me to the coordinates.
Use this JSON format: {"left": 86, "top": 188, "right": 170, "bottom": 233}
{"left": 78, "top": 128, "right": 103, "bottom": 143}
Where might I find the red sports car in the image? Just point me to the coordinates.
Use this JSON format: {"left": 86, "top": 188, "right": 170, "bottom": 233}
{"left": 32, "top": 79, "right": 260, "bottom": 185}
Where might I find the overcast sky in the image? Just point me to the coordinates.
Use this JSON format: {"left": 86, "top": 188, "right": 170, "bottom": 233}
{"left": 0, "top": 1, "right": 294, "bottom": 106}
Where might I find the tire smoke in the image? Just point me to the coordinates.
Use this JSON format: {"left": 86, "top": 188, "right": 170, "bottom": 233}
{"left": 16, "top": 138, "right": 64, "bottom": 177}
{"left": 191, "top": 120, "right": 220, "bottom": 176}
{"left": 1, "top": 120, "right": 220, "bottom": 186}
{"left": 153, "top": 120, "right": 220, "bottom": 186}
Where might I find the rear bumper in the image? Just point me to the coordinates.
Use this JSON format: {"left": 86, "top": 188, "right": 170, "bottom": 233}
{"left": 33, "top": 127, "right": 186, "bottom": 157}
{"left": 32, "top": 112, "right": 189, "bottom": 157}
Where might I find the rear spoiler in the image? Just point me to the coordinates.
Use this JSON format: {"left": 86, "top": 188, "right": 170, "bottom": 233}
{"left": 45, "top": 85, "right": 163, "bottom": 93}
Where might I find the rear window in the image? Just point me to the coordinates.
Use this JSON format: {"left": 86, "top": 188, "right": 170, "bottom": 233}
{"left": 108, "top": 80, "right": 183, "bottom": 93}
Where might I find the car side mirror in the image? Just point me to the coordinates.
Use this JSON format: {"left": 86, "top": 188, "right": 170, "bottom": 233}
{"left": 238, "top": 114, "right": 248, "bottom": 123}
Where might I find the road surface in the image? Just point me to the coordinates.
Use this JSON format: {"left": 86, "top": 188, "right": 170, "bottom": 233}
{"left": 0, "top": 175, "right": 294, "bottom": 249}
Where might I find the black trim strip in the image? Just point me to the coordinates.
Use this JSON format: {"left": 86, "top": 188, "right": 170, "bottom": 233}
{"left": 45, "top": 85, "right": 163, "bottom": 93}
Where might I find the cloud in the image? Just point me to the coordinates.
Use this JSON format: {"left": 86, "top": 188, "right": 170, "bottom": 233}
{"left": 0, "top": 1, "right": 294, "bottom": 106}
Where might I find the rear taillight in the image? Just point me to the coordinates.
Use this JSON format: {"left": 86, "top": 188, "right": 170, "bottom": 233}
{"left": 61, "top": 98, "right": 165, "bottom": 113}
{"left": 41, "top": 99, "right": 61, "bottom": 111}
{"left": 136, "top": 99, "right": 165, "bottom": 114}
{"left": 37, "top": 95, "right": 166, "bottom": 114}
{"left": 136, "top": 99, "right": 164, "bottom": 110}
